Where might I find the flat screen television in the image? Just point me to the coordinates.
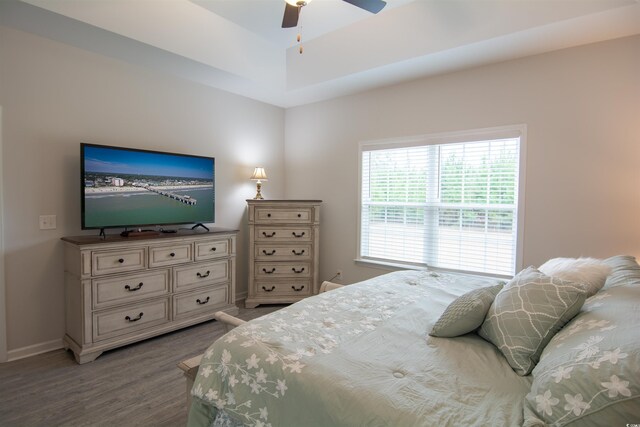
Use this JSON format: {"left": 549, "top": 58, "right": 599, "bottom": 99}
{"left": 81, "top": 143, "right": 215, "bottom": 232}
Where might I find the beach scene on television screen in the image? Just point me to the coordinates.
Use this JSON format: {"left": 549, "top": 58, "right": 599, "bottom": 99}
{"left": 83, "top": 146, "right": 214, "bottom": 228}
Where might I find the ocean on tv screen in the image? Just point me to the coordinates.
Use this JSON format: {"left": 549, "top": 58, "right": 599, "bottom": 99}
{"left": 82, "top": 145, "right": 215, "bottom": 228}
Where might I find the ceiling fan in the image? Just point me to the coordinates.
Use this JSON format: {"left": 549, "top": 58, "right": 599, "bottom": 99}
{"left": 282, "top": 0, "right": 387, "bottom": 28}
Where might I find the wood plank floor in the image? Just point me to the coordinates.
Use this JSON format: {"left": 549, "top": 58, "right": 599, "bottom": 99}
{"left": 0, "top": 305, "right": 283, "bottom": 427}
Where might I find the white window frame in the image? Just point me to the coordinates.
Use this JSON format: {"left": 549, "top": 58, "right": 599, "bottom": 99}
{"left": 356, "top": 124, "right": 527, "bottom": 278}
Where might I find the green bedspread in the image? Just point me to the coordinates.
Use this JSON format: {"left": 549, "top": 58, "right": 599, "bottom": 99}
{"left": 188, "top": 270, "right": 532, "bottom": 427}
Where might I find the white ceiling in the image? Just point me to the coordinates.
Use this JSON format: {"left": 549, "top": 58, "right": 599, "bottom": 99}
{"left": 191, "top": 0, "right": 415, "bottom": 49}
{"left": 3, "top": 0, "right": 640, "bottom": 107}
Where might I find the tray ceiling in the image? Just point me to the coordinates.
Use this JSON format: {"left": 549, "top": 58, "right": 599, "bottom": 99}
{"left": 2, "top": 0, "right": 639, "bottom": 107}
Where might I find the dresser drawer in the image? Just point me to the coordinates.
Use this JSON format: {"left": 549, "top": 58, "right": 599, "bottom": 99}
{"left": 194, "top": 239, "right": 230, "bottom": 261}
{"left": 255, "top": 226, "right": 312, "bottom": 242}
{"left": 255, "top": 207, "right": 313, "bottom": 224}
{"left": 173, "top": 285, "right": 228, "bottom": 320}
{"left": 255, "top": 244, "right": 311, "bottom": 261}
{"left": 91, "top": 248, "right": 147, "bottom": 276}
{"left": 255, "top": 280, "right": 312, "bottom": 297}
{"left": 246, "top": 200, "right": 320, "bottom": 309}
{"left": 93, "top": 298, "right": 170, "bottom": 342}
{"left": 92, "top": 269, "right": 170, "bottom": 309}
{"left": 255, "top": 262, "right": 311, "bottom": 278}
{"left": 174, "top": 260, "right": 230, "bottom": 292}
{"left": 63, "top": 230, "right": 238, "bottom": 363}
{"left": 149, "top": 243, "right": 192, "bottom": 267}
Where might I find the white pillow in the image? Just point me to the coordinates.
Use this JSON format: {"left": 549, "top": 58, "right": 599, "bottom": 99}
{"left": 538, "top": 257, "right": 611, "bottom": 297}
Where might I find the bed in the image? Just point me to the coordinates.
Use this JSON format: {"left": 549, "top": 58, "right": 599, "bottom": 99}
{"left": 185, "top": 256, "right": 640, "bottom": 426}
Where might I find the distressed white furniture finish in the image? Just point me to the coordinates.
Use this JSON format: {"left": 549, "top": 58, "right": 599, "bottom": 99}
{"left": 245, "top": 200, "right": 321, "bottom": 308}
{"left": 178, "top": 353, "right": 203, "bottom": 412}
{"left": 62, "top": 229, "right": 238, "bottom": 364}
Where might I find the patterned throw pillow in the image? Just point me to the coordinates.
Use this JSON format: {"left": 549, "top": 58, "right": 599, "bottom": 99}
{"left": 524, "top": 257, "right": 640, "bottom": 426}
{"left": 479, "top": 267, "right": 587, "bottom": 376}
{"left": 429, "top": 283, "right": 504, "bottom": 338}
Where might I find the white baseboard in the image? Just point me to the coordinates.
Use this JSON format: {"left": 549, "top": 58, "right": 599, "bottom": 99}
{"left": 6, "top": 338, "right": 63, "bottom": 362}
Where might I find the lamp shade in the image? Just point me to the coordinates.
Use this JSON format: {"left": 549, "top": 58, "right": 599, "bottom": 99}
{"left": 285, "top": 0, "right": 312, "bottom": 6}
{"left": 250, "top": 167, "right": 268, "bottom": 181}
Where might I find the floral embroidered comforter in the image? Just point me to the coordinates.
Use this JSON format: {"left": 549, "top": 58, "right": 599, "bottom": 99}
{"left": 187, "top": 270, "right": 532, "bottom": 427}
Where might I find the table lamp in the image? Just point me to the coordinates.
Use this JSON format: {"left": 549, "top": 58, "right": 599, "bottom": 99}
{"left": 250, "top": 167, "right": 268, "bottom": 199}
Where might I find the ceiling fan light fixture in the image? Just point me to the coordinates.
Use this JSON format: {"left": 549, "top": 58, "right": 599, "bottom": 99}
{"left": 282, "top": 0, "right": 385, "bottom": 29}
{"left": 285, "top": 0, "right": 311, "bottom": 6}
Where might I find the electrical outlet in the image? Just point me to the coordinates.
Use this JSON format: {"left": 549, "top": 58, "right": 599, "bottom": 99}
{"left": 39, "top": 215, "right": 57, "bottom": 230}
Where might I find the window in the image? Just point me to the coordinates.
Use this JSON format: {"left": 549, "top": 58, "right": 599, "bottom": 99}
{"left": 358, "top": 126, "right": 525, "bottom": 276}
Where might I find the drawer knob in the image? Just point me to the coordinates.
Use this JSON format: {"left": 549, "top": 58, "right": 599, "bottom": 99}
{"left": 262, "top": 249, "right": 276, "bottom": 256}
{"left": 125, "top": 312, "right": 144, "bottom": 322}
{"left": 297, "top": 213, "right": 301, "bottom": 218}
{"left": 118, "top": 258, "right": 125, "bottom": 264}
{"left": 211, "top": 247, "right": 217, "bottom": 252}
{"left": 292, "top": 267, "right": 305, "bottom": 274}
{"left": 196, "top": 296, "right": 210, "bottom": 305}
{"left": 262, "top": 285, "right": 276, "bottom": 292}
{"left": 267, "top": 213, "right": 272, "bottom": 217}
{"left": 262, "top": 267, "right": 276, "bottom": 274}
{"left": 169, "top": 252, "right": 176, "bottom": 257}
{"left": 262, "top": 231, "right": 276, "bottom": 238}
{"left": 292, "top": 285, "right": 305, "bottom": 292}
{"left": 124, "top": 282, "right": 144, "bottom": 292}
{"left": 197, "top": 270, "right": 211, "bottom": 278}
{"left": 292, "top": 249, "right": 305, "bottom": 256}
{"left": 292, "top": 231, "right": 305, "bottom": 238}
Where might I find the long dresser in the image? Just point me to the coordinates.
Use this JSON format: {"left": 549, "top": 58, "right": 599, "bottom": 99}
{"left": 61, "top": 229, "right": 238, "bottom": 363}
{"left": 245, "top": 200, "right": 321, "bottom": 308}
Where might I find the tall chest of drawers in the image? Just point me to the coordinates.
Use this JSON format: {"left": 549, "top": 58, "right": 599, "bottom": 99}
{"left": 245, "top": 200, "right": 321, "bottom": 308}
{"left": 62, "top": 229, "right": 238, "bottom": 363}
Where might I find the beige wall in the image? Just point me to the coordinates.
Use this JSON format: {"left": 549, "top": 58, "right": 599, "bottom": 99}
{"left": 0, "top": 106, "right": 6, "bottom": 362}
{"left": 0, "top": 27, "right": 285, "bottom": 355}
{"left": 284, "top": 35, "right": 640, "bottom": 285}
{"left": 2, "top": 25, "right": 639, "bottom": 358}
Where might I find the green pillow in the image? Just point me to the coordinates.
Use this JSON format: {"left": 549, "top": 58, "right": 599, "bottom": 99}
{"left": 524, "top": 265, "right": 640, "bottom": 426}
{"left": 429, "top": 283, "right": 504, "bottom": 338}
{"left": 478, "top": 267, "right": 587, "bottom": 376}
{"left": 603, "top": 255, "right": 640, "bottom": 289}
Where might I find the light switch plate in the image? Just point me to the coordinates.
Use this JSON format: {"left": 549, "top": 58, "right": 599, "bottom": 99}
{"left": 39, "top": 215, "right": 57, "bottom": 230}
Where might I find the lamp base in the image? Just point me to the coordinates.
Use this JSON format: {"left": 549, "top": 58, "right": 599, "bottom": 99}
{"left": 253, "top": 181, "right": 264, "bottom": 200}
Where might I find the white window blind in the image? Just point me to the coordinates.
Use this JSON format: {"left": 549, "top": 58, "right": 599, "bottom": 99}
{"left": 360, "top": 134, "right": 521, "bottom": 276}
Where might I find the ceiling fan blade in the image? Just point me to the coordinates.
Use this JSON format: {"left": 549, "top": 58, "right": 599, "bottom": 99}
{"left": 342, "top": 0, "right": 386, "bottom": 14}
{"left": 282, "top": 3, "right": 300, "bottom": 28}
